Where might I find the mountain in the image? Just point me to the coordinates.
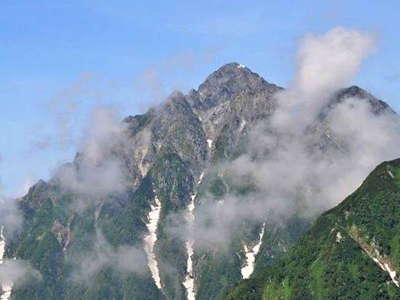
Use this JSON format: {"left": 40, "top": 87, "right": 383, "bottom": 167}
{"left": 0, "top": 62, "right": 397, "bottom": 300}
{"left": 225, "top": 158, "right": 400, "bottom": 299}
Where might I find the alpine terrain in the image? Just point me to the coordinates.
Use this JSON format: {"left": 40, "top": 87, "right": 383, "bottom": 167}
{"left": 1, "top": 62, "right": 399, "bottom": 300}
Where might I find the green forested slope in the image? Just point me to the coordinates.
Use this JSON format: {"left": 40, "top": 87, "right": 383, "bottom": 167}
{"left": 225, "top": 159, "right": 400, "bottom": 300}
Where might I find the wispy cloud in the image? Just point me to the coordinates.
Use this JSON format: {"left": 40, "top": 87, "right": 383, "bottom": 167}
{"left": 70, "top": 230, "right": 147, "bottom": 283}
{"left": 181, "top": 27, "right": 400, "bottom": 249}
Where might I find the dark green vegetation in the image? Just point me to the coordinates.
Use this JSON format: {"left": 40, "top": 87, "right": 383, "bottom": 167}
{"left": 10, "top": 173, "right": 163, "bottom": 300}
{"left": 225, "top": 159, "right": 400, "bottom": 299}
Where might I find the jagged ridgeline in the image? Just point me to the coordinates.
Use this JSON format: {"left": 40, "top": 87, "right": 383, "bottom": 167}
{"left": 225, "top": 159, "right": 400, "bottom": 299}
{"left": 1, "top": 63, "right": 397, "bottom": 300}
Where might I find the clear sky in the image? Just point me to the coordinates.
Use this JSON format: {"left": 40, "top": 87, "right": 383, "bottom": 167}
{"left": 1, "top": 1, "right": 400, "bottom": 197}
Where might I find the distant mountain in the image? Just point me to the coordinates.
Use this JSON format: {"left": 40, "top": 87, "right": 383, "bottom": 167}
{"left": 1, "top": 63, "right": 397, "bottom": 300}
{"left": 225, "top": 158, "right": 400, "bottom": 299}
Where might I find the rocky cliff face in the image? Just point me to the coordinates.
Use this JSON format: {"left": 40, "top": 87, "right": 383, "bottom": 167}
{"left": 120, "top": 62, "right": 281, "bottom": 186}
{"left": 1, "top": 62, "right": 397, "bottom": 300}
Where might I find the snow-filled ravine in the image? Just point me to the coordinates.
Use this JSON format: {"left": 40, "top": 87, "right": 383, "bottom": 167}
{"left": 0, "top": 227, "right": 5, "bottom": 265}
{"left": 183, "top": 172, "right": 204, "bottom": 300}
{"left": 355, "top": 234, "right": 400, "bottom": 288}
{"left": 239, "top": 119, "right": 247, "bottom": 132}
{"left": 371, "top": 256, "right": 400, "bottom": 287}
{"left": 0, "top": 226, "right": 12, "bottom": 300}
{"left": 144, "top": 192, "right": 163, "bottom": 290}
{"left": 182, "top": 205, "right": 195, "bottom": 300}
{"left": 0, "top": 284, "right": 12, "bottom": 300}
{"left": 241, "top": 223, "right": 266, "bottom": 279}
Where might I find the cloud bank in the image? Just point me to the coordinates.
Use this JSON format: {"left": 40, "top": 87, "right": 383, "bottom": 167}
{"left": 53, "top": 106, "right": 130, "bottom": 209}
{"left": 274, "top": 27, "right": 376, "bottom": 131}
{"left": 70, "top": 230, "right": 147, "bottom": 283}
{"left": 0, "top": 259, "right": 41, "bottom": 288}
{"left": 189, "top": 27, "right": 400, "bottom": 248}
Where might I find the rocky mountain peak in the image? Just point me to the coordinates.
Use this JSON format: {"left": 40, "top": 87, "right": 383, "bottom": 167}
{"left": 195, "top": 62, "right": 276, "bottom": 109}
{"left": 12, "top": 62, "right": 400, "bottom": 300}
{"left": 317, "top": 85, "right": 394, "bottom": 121}
{"left": 335, "top": 85, "right": 394, "bottom": 115}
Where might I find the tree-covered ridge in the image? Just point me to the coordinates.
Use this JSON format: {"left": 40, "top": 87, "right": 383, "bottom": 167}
{"left": 225, "top": 158, "right": 400, "bottom": 300}
{"left": 9, "top": 173, "right": 164, "bottom": 299}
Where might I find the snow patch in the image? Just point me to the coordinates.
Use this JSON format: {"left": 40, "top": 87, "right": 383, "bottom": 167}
{"left": 63, "top": 229, "right": 71, "bottom": 252}
{"left": 371, "top": 257, "right": 400, "bottom": 287}
{"left": 0, "top": 284, "right": 12, "bottom": 300}
{"left": 241, "top": 223, "right": 266, "bottom": 279}
{"left": 358, "top": 240, "right": 400, "bottom": 288}
{"left": 0, "top": 227, "right": 5, "bottom": 264}
{"left": 336, "top": 231, "right": 343, "bottom": 243}
{"left": 238, "top": 64, "right": 246, "bottom": 69}
{"left": 183, "top": 196, "right": 196, "bottom": 300}
{"left": 0, "top": 226, "right": 12, "bottom": 300}
{"left": 384, "top": 263, "right": 400, "bottom": 287}
{"left": 207, "top": 139, "right": 213, "bottom": 149}
{"left": 388, "top": 169, "right": 395, "bottom": 179}
{"left": 198, "top": 172, "right": 204, "bottom": 185}
{"left": 183, "top": 172, "right": 205, "bottom": 300}
{"left": 183, "top": 238, "right": 195, "bottom": 300}
{"left": 239, "top": 119, "right": 247, "bottom": 132}
{"left": 144, "top": 192, "right": 162, "bottom": 290}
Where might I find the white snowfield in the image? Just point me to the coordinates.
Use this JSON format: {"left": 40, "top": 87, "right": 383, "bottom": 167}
{"left": 0, "top": 226, "right": 12, "bottom": 300}
{"left": 384, "top": 263, "right": 400, "bottom": 287}
{"left": 183, "top": 172, "right": 204, "bottom": 300}
{"left": 144, "top": 192, "right": 163, "bottom": 290}
{"left": 217, "top": 199, "right": 224, "bottom": 206}
{"left": 207, "top": 139, "right": 213, "bottom": 149}
{"left": 356, "top": 237, "right": 400, "bottom": 288}
{"left": 198, "top": 172, "right": 204, "bottom": 184}
{"left": 371, "top": 257, "right": 400, "bottom": 287}
{"left": 241, "top": 223, "right": 266, "bottom": 279}
{"left": 0, "top": 227, "right": 5, "bottom": 264}
{"left": 239, "top": 119, "right": 247, "bottom": 132}
{"left": 336, "top": 231, "right": 343, "bottom": 243}
{"left": 183, "top": 192, "right": 196, "bottom": 299}
{"left": 183, "top": 238, "right": 195, "bottom": 300}
{"left": 0, "top": 284, "right": 12, "bottom": 300}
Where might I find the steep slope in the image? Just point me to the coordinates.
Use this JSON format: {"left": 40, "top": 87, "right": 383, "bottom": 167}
{"left": 225, "top": 158, "right": 400, "bottom": 299}
{"left": 4, "top": 63, "right": 285, "bottom": 300}
{"left": 2, "top": 62, "right": 397, "bottom": 300}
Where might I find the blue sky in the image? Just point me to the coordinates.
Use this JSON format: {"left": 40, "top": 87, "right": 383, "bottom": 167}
{"left": 1, "top": 1, "right": 400, "bottom": 197}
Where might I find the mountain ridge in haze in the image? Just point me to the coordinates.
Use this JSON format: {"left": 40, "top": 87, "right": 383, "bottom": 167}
{"left": 2, "top": 62, "right": 399, "bottom": 300}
